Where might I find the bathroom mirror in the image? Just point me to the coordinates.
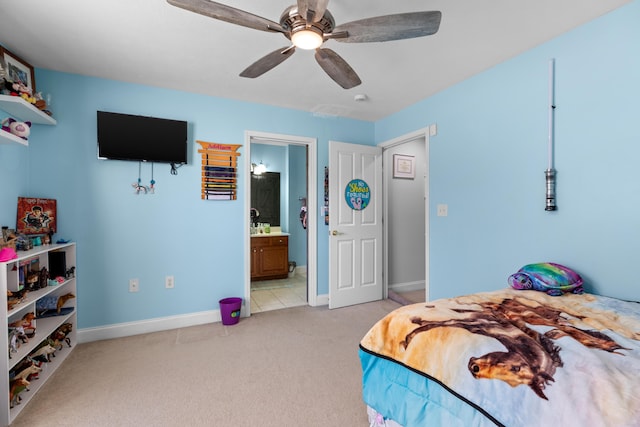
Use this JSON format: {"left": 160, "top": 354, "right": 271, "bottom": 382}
{"left": 251, "top": 172, "right": 280, "bottom": 226}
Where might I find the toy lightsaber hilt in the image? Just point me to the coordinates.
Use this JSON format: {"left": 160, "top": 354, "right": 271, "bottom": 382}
{"left": 545, "top": 168, "right": 557, "bottom": 211}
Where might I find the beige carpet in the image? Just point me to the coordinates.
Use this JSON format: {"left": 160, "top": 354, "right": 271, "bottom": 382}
{"left": 11, "top": 298, "right": 400, "bottom": 427}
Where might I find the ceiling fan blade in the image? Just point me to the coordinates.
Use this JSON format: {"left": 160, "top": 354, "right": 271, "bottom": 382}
{"left": 297, "top": 0, "right": 330, "bottom": 23}
{"left": 167, "top": 0, "right": 285, "bottom": 33}
{"left": 239, "top": 46, "right": 296, "bottom": 78}
{"left": 332, "top": 11, "right": 441, "bottom": 43}
{"left": 314, "top": 48, "right": 361, "bottom": 89}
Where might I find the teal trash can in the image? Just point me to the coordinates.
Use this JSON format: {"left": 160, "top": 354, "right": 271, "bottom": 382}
{"left": 219, "top": 297, "right": 242, "bottom": 325}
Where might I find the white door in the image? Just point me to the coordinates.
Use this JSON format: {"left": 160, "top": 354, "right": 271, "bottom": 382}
{"left": 329, "top": 141, "right": 383, "bottom": 309}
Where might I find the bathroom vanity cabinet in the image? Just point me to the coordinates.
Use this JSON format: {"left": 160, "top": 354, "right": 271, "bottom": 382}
{"left": 250, "top": 235, "right": 288, "bottom": 281}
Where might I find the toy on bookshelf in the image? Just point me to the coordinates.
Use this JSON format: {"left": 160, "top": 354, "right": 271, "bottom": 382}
{"left": 49, "top": 323, "right": 73, "bottom": 349}
{"left": 7, "top": 289, "right": 28, "bottom": 311}
{"left": 9, "top": 313, "right": 36, "bottom": 338}
{"left": 35, "top": 293, "right": 75, "bottom": 317}
{"left": 30, "top": 343, "right": 56, "bottom": 363}
{"left": 8, "top": 327, "right": 29, "bottom": 359}
{"left": 12, "top": 360, "right": 42, "bottom": 383}
{"left": 9, "top": 378, "right": 29, "bottom": 408}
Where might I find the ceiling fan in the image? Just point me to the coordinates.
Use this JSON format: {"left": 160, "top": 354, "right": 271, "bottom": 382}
{"left": 167, "top": 0, "right": 442, "bottom": 89}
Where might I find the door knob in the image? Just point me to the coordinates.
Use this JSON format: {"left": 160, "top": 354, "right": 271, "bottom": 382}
{"left": 331, "top": 230, "right": 342, "bottom": 236}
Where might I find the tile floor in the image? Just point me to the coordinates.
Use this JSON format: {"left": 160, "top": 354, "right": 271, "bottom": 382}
{"left": 250, "top": 276, "right": 424, "bottom": 313}
{"left": 250, "top": 272, "right": 307, "bottom": 313}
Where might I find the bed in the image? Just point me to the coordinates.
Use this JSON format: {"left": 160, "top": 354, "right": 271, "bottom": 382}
{"left": 359, "top": 288, "right": 640, "bottom": 427}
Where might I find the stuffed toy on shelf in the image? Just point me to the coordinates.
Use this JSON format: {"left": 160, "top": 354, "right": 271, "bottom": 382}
{"left": 1, "top": 117, "right": 31, "bottom": 140}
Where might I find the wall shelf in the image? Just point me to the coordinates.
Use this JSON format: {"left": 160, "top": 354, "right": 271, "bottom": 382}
{"left": 0, "top": 95, "right": 56, "bottom": 125}
{"left": 0, "top": 129, "right": 28, "bottom": 146}
{"left": 0, "top": 94, "right": 56, "bottom": 146}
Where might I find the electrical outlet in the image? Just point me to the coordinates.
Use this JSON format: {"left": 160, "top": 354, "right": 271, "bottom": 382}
{"left": 129, "top": 278, "right": 139, "bottom": 293}
{"left": 165, "top": 276, "right": 174, "bottom": 289}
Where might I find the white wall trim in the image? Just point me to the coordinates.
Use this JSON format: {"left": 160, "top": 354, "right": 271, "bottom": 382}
{"left": 315, "top": 293, "right": 329, "bottom": 306}
{"left": 379, "top": 127, "right": 430, "bottom": 302}
{"left": 294, "top": 265, "right": 307, "bottom": 276}
{"left": 244, "top": 130, "right": 318, "bottom": 314}
{"left": 77, "top": 308, "right": 247, "bottom": 343}
{"left": 388, "top": 280, "right": 425, "bottom": 293}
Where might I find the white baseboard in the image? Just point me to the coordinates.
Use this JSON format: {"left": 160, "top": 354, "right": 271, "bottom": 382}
{"left": 389, "top": 280, "right": 425, "bottom": 293}
{"left": 314, "top": 293, "right": 329, "bottom": 306}
{"left": 78, "top": 291, "right": 332, "bottom": 343}
{"left": 295, "top": 265, "right": 307, "bottom": 276}
{"left": 77, "top": 307, "right": 248, "bottom": 343}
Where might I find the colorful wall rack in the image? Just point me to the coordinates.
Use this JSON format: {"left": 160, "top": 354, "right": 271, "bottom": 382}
{"left": 197, "top": 141, "right": 242, "bottom": 200}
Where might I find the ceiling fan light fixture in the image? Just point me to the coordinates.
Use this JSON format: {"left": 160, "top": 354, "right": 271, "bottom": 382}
{"left": 291, "top": 27, "right": 324, "bottom": 50}
{"left": 168, "top": 0, "right": 442, "bottom": 89}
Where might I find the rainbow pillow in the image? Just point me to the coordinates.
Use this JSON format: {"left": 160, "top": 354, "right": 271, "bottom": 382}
{"left": 508, "top": 262, "right": 584, "bottom": 296}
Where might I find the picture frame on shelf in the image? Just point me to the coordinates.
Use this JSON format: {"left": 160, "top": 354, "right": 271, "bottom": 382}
{"left": 0, "top": 47, "right": 36, "bottom": 91}
{"left": 393, "top": 154, "right": 415, "bottom": 179}
{"left": 16, "top": 197, "right": 56, "bottom": 235}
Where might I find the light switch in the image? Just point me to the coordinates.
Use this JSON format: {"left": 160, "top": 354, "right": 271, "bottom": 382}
{"left": 437, "top": 204, "right": 448, "bottom": 217}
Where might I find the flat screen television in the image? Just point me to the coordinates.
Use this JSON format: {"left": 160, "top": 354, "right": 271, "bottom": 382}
{"left": 97, "top": 111, "right": 188, "bottom": 164}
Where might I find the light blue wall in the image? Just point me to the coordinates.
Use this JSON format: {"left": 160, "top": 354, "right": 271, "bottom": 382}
{"left": 376, "top": 1, "right": 640, "bottom": 302}
{"left": 288, "top": 144, "right": 308, "bottom": 268}
{"left": 0, "top": 140, "right": 30, "bottom": 220}
{"left": 386, "top": 138, "right": 426, "bottom": 287}
{"left": 1, "top": 1, "right": 638, "bottom": 331}
{"left": 0, "top": 72, "right": 372, "bottom": 329}
{"left": 0, "top": 106, "right": 34, "bottom": 221}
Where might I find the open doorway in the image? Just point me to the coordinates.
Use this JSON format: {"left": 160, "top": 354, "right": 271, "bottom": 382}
{"left": 244, "top": 131, "right": 318, "bottom": 316}
{"left": 381, "top": 128, "right": 429, "bottom": 304}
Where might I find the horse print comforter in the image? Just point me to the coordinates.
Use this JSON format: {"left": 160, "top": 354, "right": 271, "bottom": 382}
{"left": 359, "top": 289, "right": 640, "bottom": 427}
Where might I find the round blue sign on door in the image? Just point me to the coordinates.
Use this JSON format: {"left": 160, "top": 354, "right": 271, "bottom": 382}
{"left": 345, "top": 179, "right": 371, "bottom": 211}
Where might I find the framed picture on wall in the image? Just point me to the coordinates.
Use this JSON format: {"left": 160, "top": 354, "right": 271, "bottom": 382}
{"left": 0, "top": 47, "right": 36, "bottom": 91}
{"left": 393, "top": 154, "right": 415, "bottom": 179}
{"left": 16, "top": 197, "right": 57, "bottom": 235}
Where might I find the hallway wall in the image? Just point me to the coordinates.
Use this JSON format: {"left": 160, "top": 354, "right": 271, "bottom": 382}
{"left": 385, "top": 137, "right": 426, "bottom": 291}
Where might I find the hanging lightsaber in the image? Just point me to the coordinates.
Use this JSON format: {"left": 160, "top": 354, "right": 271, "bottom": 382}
{"left": 545, "top": 58, "right": 557, "bottom": 211}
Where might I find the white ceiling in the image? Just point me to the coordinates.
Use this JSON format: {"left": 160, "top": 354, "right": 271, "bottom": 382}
{"left": 0, "top": 0, "right": 630, "bottom": 121}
